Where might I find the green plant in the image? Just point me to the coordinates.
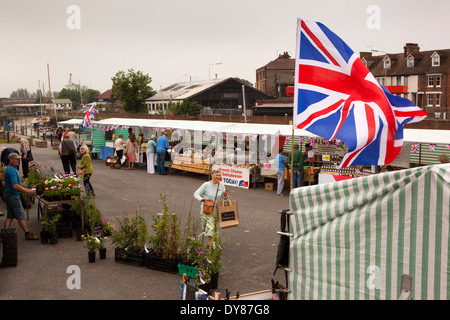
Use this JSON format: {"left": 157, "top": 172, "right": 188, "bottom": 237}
{"left": 81, "top": 234, "right": 101, "bottom": 253}
{"left": 190, "top": 231, "right": 226, "bottom": 285}
{"left": 148, "top": 195, "right": 181, "bottom": 259}
{"left": 41, "top": 214, "right": 61, "bottom": 234}
{"left": 84, "top": 195, "right": 103, "bottom": 233}
{"left": 111, "top": 209, "right": 149, "bottom": 257}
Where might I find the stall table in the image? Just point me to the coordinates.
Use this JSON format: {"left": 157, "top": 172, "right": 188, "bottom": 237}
{"left": 33, "top": 197, "right": 85, "bottom": 230}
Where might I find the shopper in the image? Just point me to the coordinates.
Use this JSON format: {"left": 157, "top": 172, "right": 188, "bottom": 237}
{"left": 77, "top": 145, "right": 94, "bottom": 196}
{"left": 15, "top": 137, "right": 33, "bottom": 178}
{"left": 156, "top": 132, "right": 169, "bottom": 175}
{"left": 146, "top": 135, "right": 156, "bottom": 174}
{"left": 3, "top": 153, "right": 38, "bottom": 240}
{"left": 114, "top": 134, "right": 125, "bottom": 166}
{"left": 125, "top": 133, "right": 139, "bottom": 170}
{"left": 276, "top": 148, "right": 288, "bottom": 196}
{"left": 287, "top": 143, "right": 306, "bottom": 189}
{"left": 59, "top": 134, "right": 78, "bottom": 175}
{"left": 193, "top": 169, "right": 229, "bottom": 247}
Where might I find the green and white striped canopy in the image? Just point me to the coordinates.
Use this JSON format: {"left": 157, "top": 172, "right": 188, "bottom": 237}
{"left": 289, "top": 164, "right": 450, "bottom": 300}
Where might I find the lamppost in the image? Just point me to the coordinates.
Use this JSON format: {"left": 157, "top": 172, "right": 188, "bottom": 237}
{"left": 209, "top": 62, "right": 223, "bottom": 80}
{"left": 371, "top": 49, "right": 388, "bottom": 84}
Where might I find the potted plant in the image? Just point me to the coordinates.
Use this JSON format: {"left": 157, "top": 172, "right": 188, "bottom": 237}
{"left": 81, "top": 234, "right": 100, "bottom": 263}
{"left": 111, "top": 209, "right": 149, "bottom": 267}
{"left": 146, "top": 195, "right": 181, "bottom": 273}
{"left": 94, "top": 225, "right": 108, "bottom": 259}
{"left": 190, "top": 231, "right": 225, "bottom": 292}
{"left": 40, "top": 214, "right": 62, "bottom": 245}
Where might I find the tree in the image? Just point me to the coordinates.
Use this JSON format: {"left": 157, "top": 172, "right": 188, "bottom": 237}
{"left": 58, "top": 84, "right": 100, "bottom": 109}
{"left": 110, "top": 69, "right": 155, "bottom": 113}
{"left": 168, "top": 99, "right": 203, "bottom": 116}
{"left": 10, "top": 88, "right": 31, "bottom": 98}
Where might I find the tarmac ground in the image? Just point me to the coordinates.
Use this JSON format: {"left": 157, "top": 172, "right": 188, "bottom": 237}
{"left": 0, "top": 140, "right": 290, "bottom": 300}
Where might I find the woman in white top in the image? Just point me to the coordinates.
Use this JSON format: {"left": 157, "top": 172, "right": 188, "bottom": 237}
{"left": 114, "top": 134, "right": 125, "bottom": 166}
{"left": 194, "top": 169, "right": 229, "bottom": 247}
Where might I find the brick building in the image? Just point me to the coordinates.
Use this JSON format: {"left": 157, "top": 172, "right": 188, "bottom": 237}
{"left": 362, "top": 43, "right": 449, "bottom": 121}
{"left": 255, "top": 52, "right": 295, "bottom": 99}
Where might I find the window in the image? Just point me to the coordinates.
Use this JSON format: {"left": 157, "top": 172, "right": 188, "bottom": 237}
{"left": 407, "top": 56, "right": 414, "bottom": 68}
{"left": 435, "top": 112, "right": 441, "bottom": 119}
{"left": 404, "top": 76, "right": 408, "bottom": 86}
{"left": 436, "top": 94, "right": 441, "bottom": 107}
{"left": 431, "top": 52, "right": 440, "bottom": 67}
{"left": 383, "top": 56, "right": 391, "bottom": 69}
{"left": 396, "top": 76, "right": 402, "bottom": 85}
{"left": 436, "top": 74, "right": 441, "bottom": 87}
{"left": 428, "top": 75, "right": 434, "bottom": 87}
{"left": 427, "top": 94, "right": 434, "bottom": 106}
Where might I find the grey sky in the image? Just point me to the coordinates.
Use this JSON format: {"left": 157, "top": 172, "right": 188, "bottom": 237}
{"left": 1, "top": 0, "right": 449, "bottom": 98}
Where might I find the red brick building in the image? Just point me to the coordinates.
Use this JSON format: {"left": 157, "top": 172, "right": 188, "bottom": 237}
{"left": 362, "top": 43, "right": 449, "bottom": 122}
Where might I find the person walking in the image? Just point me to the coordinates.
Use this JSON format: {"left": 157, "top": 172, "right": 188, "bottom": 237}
{"left": 15, "top": 137, "right": 32, "bottom": 178}
{"left": 59, "top": 135, "right": 78, "bottom": 175}
{"left": 276, "top": 148, "right": 288, "bottom": 196}
{"left": 146, "top": 135, "right": 156, "bottom": 174}
{"left": 114, "top": 134, "right": 125, "bottom": 166}
{"left": 3, "top": 153, "right": 38, "bottom": 240}
{"left": 156, "top": 132, "right": 169, "bottom": 175}
{"left": 193, "top": 169, "right": 229, "bottom": 247}
{"left": 77, "top": 145, "right": 94, "bottom": 196}
{"left": 125, "top": 133, "right": 139, "bottom": 170}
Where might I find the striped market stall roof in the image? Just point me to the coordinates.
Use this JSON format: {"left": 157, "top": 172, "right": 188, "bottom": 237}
{"left": 289, "top": 164, "right": 450, "bottom": 300}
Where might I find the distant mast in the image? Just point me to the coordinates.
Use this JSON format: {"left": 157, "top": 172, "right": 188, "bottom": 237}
{"left": 47, "top": 63, "right": 57, "bottom": 124}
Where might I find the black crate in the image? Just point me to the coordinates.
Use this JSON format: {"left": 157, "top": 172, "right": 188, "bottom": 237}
{"left": 1, "top": 229, "right": 17, "bottom": 267}
{"left": 56, "top": 222, "right": 73, "bottom": 238}
{"left": 114, "top": 248, "right": 145, "bottom": 268}
{"left": 145, "top": 253, "right": 179, "bottom": 274}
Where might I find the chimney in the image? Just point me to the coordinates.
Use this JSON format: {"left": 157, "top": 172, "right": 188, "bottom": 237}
{"left": 404, "top": 43, "right": 420, "bottom": 56}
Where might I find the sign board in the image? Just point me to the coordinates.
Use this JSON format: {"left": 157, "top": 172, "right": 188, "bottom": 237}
{"left": 4, "top": 120, "right": 14, "bottom": 131}
{"left": 212, "top": 164, "right": 250, "bottom": 189}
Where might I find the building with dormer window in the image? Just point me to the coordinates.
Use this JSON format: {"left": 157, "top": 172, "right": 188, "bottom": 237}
{"left": 361, "top": 43, "right": 449, "bottom": 122}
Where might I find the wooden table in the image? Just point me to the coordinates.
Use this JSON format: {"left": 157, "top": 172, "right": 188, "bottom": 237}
{"left": 31, "top": 197, "right": 85, "bottom": 230}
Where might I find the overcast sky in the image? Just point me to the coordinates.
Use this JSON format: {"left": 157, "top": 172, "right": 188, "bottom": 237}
{"left": 1, "top": 0, "right": 449, "bottom": 98}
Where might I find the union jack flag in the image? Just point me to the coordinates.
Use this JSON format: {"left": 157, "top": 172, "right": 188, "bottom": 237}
{"left": 429, "top": 144, "right": 436, "bottom": 152}
{"left": 310, "top": 137, "right": 315, "bottom": 147}
{"left": 293, "top": 19, "right": 428, "bottom": 167}
{"left": 82, "top": 102, "right": 96, "bottom": 128}
{"left": 412, "top": 142, "right": 419, "bottom": 153}
{"left": 299, "top": 136, "right": 305, "bottom": 143}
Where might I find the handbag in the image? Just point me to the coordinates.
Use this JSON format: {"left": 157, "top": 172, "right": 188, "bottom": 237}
{"left": 202, "top": 183, "right": 220, "bottom": 215}
{"left": 24, "top": 147, "right": 33, "bottom": 161}
{"left": 217, "top": 196, "right": 239, "bottom": 228}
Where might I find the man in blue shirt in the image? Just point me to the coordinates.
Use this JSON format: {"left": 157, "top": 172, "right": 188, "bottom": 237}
{"left": 275, "top": 148, "right": 288, "bottom": 196}
{"left": 155, "top": 131, "right": 169, "bottom": 175}
{"left": 3, "top": 153, "right": 38, "bottom": 240}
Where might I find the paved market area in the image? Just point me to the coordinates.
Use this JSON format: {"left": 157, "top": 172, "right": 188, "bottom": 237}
{"left": 0, "top": 140, "right": 289, "bottom": 300}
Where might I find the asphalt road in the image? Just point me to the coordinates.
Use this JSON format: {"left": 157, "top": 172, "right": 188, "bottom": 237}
{"left": 0, "top": 140, "right": 290, "bottom": 300}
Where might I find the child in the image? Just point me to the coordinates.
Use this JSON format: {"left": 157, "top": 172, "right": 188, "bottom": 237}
{"left": 77, "top": 145, "right": 94, "bottom": 196}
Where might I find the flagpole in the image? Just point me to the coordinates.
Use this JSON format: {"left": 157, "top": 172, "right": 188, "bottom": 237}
{"left": 290, "top": 121, "right": 294, "bottom": 191}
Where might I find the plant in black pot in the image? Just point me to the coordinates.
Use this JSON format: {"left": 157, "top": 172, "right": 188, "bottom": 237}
{"left": 111, "top": 209, "right": 149, "bottom": 267}
{"left": 40, "top": 214, "right": 61, "bottom": 245}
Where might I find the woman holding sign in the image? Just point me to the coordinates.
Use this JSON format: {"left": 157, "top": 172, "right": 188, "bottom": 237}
{"left": 194, "top": 169, "right": 229, "bottom": 247}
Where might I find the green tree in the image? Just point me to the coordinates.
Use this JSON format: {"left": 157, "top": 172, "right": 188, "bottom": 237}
{"left": 111, "top": 69, "right": 155, "bottom": 113}
{"left": 58, "top": 84, "right": 100, "bottom": 109}
{"left": 110, "top": 69, "right": 155, "bottom": 113}
{"left": 168, "top": 99, "right": 203, "bottom": 116}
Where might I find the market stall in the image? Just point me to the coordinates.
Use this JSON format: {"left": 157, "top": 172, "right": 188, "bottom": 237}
{"left": 288, "top": 163, "right": 450, "bottom": 300}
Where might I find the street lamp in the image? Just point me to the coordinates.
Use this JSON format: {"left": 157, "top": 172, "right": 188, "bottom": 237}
{"left": 371, "top": 49, "right": 388, "bottom": 84}
{"left": 209, "top": 62, "right": 223, "bottom": 80}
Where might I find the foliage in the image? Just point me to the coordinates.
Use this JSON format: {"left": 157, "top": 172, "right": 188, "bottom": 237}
{"left": 111, "top": 209, "right": 149, "bottom": 256}
{"left": 189, "top": 231, "right": 225, "bottom": 285}
{"left": 148, "top": 195, "right": 181, "bottom": 259}
{"left": 81, "top": 234, "right": 101, "bottom": 253}
{"left": 168, "top": 99, "right": 203, "bottom": 116}
{"left": 93, "top": 225, "right": 108, "bottom": 249}
{"left": 58, "top": 83, "right": 100, "bottom": 109}
{"left": 41, "top": 214, "right": 61, "bottom": 234}
{"left": 111, "top": 69, "right": 155, "bottom": 113}
{"left": 37, "top": 173, "right": 81, "bottom": 200}
{"left": 83, "top": 195, "right": 103, "bottom": 233}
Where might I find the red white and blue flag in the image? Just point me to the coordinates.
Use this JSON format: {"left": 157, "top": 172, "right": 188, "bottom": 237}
{"left": 82, "top": 102, "right": 96, "bottom": 128}
{"left": 412, "top": 142, "right": 419, "bottom": 153}
{"left": 293, "top": 19, "right": 428, "bottom": 167}
{"left": 429, "top": 144, "right": 436, "bottom": 152}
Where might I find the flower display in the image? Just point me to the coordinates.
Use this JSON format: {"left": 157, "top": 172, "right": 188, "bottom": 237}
{"left": 38, "top": 173, "right": 81, "bottom": 200}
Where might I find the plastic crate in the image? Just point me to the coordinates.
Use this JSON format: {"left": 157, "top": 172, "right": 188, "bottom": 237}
{"left": 177, "top": 263, "right": 199, "bottom": 278}
{"left": 1, "top": 229, "right": 18, "bottom": 267}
